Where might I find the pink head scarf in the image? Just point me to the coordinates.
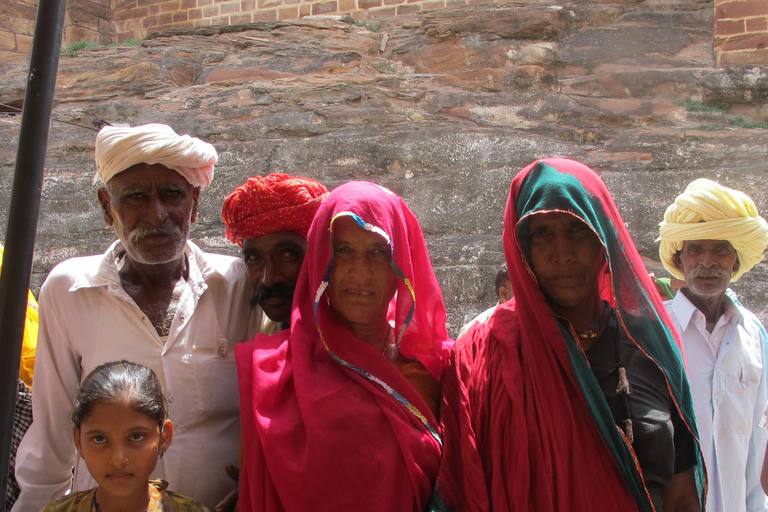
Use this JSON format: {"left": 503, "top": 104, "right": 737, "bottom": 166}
{"left": 236, "top": 181, "right": 453, "bottom": 511}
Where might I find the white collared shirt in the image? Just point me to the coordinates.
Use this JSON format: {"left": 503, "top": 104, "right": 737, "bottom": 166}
{"left": 666, "top": 291, "right": 768, "bottom": 512}
{"left": 13, "top": 241, "right": 259, "bottom": 510}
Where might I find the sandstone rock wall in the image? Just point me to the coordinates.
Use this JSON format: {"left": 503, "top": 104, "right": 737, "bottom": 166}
{"left": 2, "top": 0, "right": 768, "bottom": 335}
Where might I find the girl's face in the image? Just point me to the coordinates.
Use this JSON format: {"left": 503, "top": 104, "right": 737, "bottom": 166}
{"left": 73, "top": 400, "right": 172, "bottom": 503}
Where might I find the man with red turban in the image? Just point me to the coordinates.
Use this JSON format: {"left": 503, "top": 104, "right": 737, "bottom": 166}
{"left": 222, "top": 173, "right": 328, "bottom": 333}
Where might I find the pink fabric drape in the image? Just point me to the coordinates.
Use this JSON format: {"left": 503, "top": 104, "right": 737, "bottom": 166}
{"left": 237, "top": 181, "right": 453, "bottom": 511}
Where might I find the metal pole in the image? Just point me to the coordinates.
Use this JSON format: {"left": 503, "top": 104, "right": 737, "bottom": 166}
{"left": 0, "top": 0, "right": 68, "bottom": 501}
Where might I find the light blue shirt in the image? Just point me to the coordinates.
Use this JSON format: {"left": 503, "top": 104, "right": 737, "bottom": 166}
{"left": 666, "top": 292, "right": 768, "bottom": 512}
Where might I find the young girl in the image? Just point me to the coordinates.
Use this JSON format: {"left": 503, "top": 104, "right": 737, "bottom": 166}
{"left": 42, "top": 360, "right": 208, "bottom": 512}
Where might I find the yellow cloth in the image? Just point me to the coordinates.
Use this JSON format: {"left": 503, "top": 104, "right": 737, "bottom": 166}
{"left": 95, "top": 124, "right": 218, "bottom": 189}
{"left": 658, "top": 178, "right": 768, "bottom": 282}
{"left": 40, "top": 480, "right": 209, "bottom": 512}
{"left": 0, "top": 244, "right": 38, "bottom": 387}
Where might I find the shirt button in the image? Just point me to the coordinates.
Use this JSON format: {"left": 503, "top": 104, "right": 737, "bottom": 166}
{"left": 168, "top": 397, "right": 174, "bottom": 403}
{"left": 111, "top": 285, "right": 117, "bottom": 289}
{"left": 180, "top": 315, "right": 185, "bottom": 322}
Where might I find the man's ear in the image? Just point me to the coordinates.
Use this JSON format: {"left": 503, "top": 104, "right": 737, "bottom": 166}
{"left": 673, "top": 251, "right": 683, "bottom": 273}
{"left": 97, "top": 187, "right": 114, "bottom": 227}
{"left": 733, "top": 256, "right": 741, "bottom": 274}
{"left": 190, "top": 187, "right": 201, "bottom": 224}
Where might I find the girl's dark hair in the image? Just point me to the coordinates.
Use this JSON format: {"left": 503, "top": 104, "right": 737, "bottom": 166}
{"left": 71, "top": 360, "right": 168, "bottom": 429}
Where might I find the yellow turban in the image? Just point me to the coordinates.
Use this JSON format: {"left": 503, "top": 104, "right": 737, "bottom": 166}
{"left": 95, "top": 124, "right": 218, "bottom": 189}
{"left": 658, "top": 178, "right": 768, "bottom": 282}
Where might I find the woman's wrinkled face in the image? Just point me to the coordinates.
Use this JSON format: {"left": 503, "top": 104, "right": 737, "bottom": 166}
{"left": 328, "top": 216, "right": 398, "bottom": 331}
{"left": 526, "top": 211, "right": 605, "bottom": 311}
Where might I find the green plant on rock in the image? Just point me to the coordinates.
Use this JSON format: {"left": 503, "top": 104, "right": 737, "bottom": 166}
{"left": 60, "top": 40, "right": 99, "bottom": 57}
{"left": 693, "top": 124, "right": 727, "bottom": 131}
{"left": 678, "top": 97, "right": 730, "bottom": 113}
{"left": 731, "top": 117, "right": 768, "bottom": 129}
{"left": 350, "top": 19, "right": 380, "bottom": 32}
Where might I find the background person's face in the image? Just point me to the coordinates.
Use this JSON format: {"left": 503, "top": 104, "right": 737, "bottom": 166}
{"left": 98, "top": 164, "right": 199, "bottom": 265}
{"left": 527, "top": 211, "right": 605, "bottom": 312}
{"left": 242, "top": 231, "right": 306, "bottom": 324}
{"left": 328, "top": 216, "right": 397, "bottom": 333}
{"left": 675, "top": 239, "right": 739, "bottom": 298}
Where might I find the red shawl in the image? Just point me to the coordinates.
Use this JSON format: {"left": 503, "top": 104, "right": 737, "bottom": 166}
{"left": 236, "top": 181, "right": 453, "bottom": 511}
{"left": 435, "top": 159, "right": 703, "bottom": 511}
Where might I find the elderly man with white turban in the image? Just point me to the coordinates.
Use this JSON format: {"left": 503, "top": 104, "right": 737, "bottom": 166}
{"left": 13, "top": 124, "right": 258, "bottom": 511}
{"left": 659, "top": 178, "right": 768, "bottom": 512}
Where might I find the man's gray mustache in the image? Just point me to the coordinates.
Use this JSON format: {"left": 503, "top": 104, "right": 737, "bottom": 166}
{"left": 128, "top": 224, "right": 183, "bottom": 243}
{"left": 690, "top": 266, "right": 730, "bottom": 279}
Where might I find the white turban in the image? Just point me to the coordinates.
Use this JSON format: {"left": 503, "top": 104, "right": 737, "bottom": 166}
{"left": 658, "top": 178, "right": 768, "bottom": 282}
{"left": 94, "top": 124, "right": 217, "bottom": 189}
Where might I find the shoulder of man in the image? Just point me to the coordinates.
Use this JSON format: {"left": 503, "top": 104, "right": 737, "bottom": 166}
{"left": 733, "top": 300, "right": 768, "bottom": 344}
{"left": 40, "top": 252, "right": 109, "bottom": 295}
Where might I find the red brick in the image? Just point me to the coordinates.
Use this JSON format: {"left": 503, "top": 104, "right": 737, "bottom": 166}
{"left": 384, "top": 0, "right": 403, "bottom": 6}
{"left": 284, "top": 0, "right": 300, "bottom": 5}
{"left": 16, "top": 33, "right": 32, "bottom": 52}
{"left": 278, "top": 6, "right": 298, "bottom": 18}
{"left": 143, "top": 15, "right": 159, "bottom": 26}
{"left": 254, "top": 8, "right": 277, "bottom": 20}
{"left": 116, "top": 0, "right": 137, "bottom": 9}
{"left": 198, "top": 0, "right": 213, "bottom": 5}
{"left": 158, "top": 12, "right": 173, "bottom": 23}
{"left": 211, "top": 15, "right": 229, "bottom": 24}
{"left": 258, "top": 0, "right": 281, "bottom": 8}
{"left": 719, "top": 47, "right": 768, "bottom": 65}
{"left": 339, "top": 0, "right": 355, "bottom": 11}
{"left": 220, "top": 1, "right": 238, "bottom": 12}
{"left": 0, "top": 31, "right": 15, "bottom": 51}
{"left": 189, "top": 8, "right": 203, "bottom": 18}
{"left": 312, "top": 1, "right": 337, "bottom": 13}
{"left": 171, "top": 20, "right": 194, "bottom": 27}
{"left": 149, "top": 5, "right": 160, "bottom": 13}
{"left": 397, "top": 4, "right": 419, "bottom": 13}
{"left": 137, "top": 0, "right": 167, "bottom": 6}
{"left": 369, "top": 6, "right": 395, "bottom": 16}
{"left": 203, "top": 5, "right": 219, "bottom": 15}
{"left": 230, "top": 13, "right": 252, "bottom": 22}
{"left": 717, "top": 0, "right": 768, "bottom": 20}
{"left": 117, "top": 30, "right": 136, "bottom": 42}
{"left": 241, "top": 0, "right": 255, "bottom": 9}
{"left": 721, "top": 31, "right": 768, "bottom": 51}
{"left": 420, "top": 0, "right": 444, "bottom": 7}
{"left": 181, "top": 0, "right": 196, "bottom": 8}
{"left": 160, "top": 0, "right": 180, "bottom": 12}
{"left": 717, "top": 18, "right": 745, "bottom": 35}
{"left": 358, "top": 0, "right": 380, "bottom": 8}
{"left": 173, "top": 11, "right": 188, "bottom": 20}
{"left": 299, "top": 3, "right": 310, "bottom": 16}
{"left": 746, "top": 17, "right": 768, "bottom": 31}
{"left": 115, "top": 6, "right": 149, "bottom": 20}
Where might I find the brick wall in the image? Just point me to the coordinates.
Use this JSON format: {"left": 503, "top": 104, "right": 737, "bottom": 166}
{"left": 716, "top": 0, "right": 768, "bottom": 65}
{"left": 0, "top": 0, "right": 37, "bottom": 59}
{"left": 115, "top": 0, "right": 511, "bottom": 42}
{"left": 0, "top": 0, "right": 114, "bottom": 60}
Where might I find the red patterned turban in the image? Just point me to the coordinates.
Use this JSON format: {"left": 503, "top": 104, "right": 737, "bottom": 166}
{"left": 222, "top": 173, "right": 329, "bottom": 246}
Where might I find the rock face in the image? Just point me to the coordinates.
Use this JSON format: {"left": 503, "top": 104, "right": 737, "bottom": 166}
{"left": 2, "top": 1, "right": 768, "bottom": 334}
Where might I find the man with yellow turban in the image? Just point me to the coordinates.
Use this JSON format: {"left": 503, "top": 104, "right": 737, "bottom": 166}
{"left": 13, "top": 124, "right": 259, "bottom": 511}
{"left": 658, "top": 178, "right": 768, "bottom": 512}
{"left": 222, "top": 173, "right": 328, "bottom": 333}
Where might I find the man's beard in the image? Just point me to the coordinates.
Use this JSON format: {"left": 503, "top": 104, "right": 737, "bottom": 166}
{"left": 250, "top": 283, "right": 295, "bottom": 310}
